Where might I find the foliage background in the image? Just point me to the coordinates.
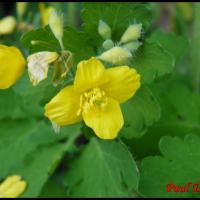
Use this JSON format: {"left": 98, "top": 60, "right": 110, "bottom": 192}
{"left": 0, "top": 2, "right": 199, "bottom": 198}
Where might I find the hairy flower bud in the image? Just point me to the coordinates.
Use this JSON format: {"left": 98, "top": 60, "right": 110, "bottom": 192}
{"left": 98, "top": 46, "right": 132, "bottom": 65}
{"left": 120, "top": 23, "right": 142, "bottom": 44}
{"left": 123, "top": 41, "right": 142, "bottom": 52}
{"left": 0, "top": 16, "right": 16, "bottom": 35}
{"left": 98, "top": 20, "right": 111, "bottom": 40}
{"left": 102, "top": 39, "right": 114, "bottom": 50}
{"left": 49, "top": 10, "right": 64, "bottom": 49}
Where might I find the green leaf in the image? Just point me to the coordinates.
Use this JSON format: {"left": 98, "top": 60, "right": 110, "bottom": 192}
{"left": 21, "top": 26, "right": 94, "bottom": 65}
{"left": 13, "top": 71, "right": 60, "bottom": 118}
{"left": 148, "top": 28, "right": 189, "bottom": 62}
{"left": 125, "top": 77, "right": 200, "bottom": 159}
{"left": 39, "top": 177, "right": 67, "bottom": 198}
{"left": 120, "top": 86, "right": 161, "bottom": 138}
{"left": 139, "top": 134, "right": 200, "bottom": 197}
{"left": 82, "top": 2, "right": 152, "bottom": 46}
{"left": 19, "top": 144, "right": 66, "bottom": 197}
{"left": 0, "top": 120, "right": 81, "bottom": 179}
{"left": 132, "top": 41, "right": 175, "bottom": 84}
{"left": 62, "top": 27, "right": 94, "bottom": 64}
{"left": 21, "top": 26, "right": 60, "bottom": 53}
{"left": 0, "top": 89, "right": 26, "bottom": 120}
{"left": 64, "top": 137, "right": 139, "bottom": 197}
{"left": 190, "top": 3, "right": 200, "bottom": 92}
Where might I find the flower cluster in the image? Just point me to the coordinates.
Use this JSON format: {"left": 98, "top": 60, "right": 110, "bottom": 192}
{"left": 97, "top": 20, "right": 143, "bottom": 65}
{"left": 0, "top": 10, "right": 141, "bottom": 140}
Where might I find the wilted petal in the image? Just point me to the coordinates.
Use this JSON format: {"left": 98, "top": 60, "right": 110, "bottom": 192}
{"left": 27, "top": 51, "right": 59, "bottom": 86}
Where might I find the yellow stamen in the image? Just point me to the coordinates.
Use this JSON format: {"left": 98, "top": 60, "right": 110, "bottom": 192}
{"left": 77, "top": 87, "right": 107, "bottom": 116}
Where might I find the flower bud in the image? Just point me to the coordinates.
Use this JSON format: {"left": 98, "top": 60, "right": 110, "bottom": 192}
{"left": 0, "top": 175, "right": 27, "bottom": 198}
{"left": 39, "top": 3, "right": 55, "bottom": 27}
{"left": 16, "top": 2, "right": 28, "bottom": 20}
{"left": 102, "top": 39, "right": 114, "bottom": 50}
{"left": 0, "top": 16, "right": 16, "bottom": 35}
{"left": 27, "top": 51, "right": 59, "bottom": 86}
{"left": 123, "top": 41, "right": 142, "bottom": 52}
{"left": 98, "top": 20, "right": 111, "bottom": 40}
{"left": 120, "top": 23, "right": 142, "bottom": 44}
{"left": 98, "top": 46, "right": 132, "bottom": 65}
{"left": 49, "top": 10, "right": 64, "bottom": 49}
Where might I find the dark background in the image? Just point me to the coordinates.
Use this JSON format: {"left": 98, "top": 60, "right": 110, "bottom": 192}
{"left": 0, "top": 3, "right": 15, "bottom": 16}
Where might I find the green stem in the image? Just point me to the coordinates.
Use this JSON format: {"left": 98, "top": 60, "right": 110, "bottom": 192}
{"left": 67, "top": 3, "right": 77, "bottom": 27}
{"left": 191, "top": 3, "right": 200, "bottom": 93}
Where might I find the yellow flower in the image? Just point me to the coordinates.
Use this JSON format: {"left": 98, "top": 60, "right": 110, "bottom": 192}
{"left": 0, "top": 45, "right": 26, "bottom": 89}
{"left": 0, "top": 175, "right": 27, "bottom": 198}
{"left": 0, "top": 16, "right": 16, "bottom": 35}
{"left": 45, "top": 57, "right": 140, "bottom": 139}
{"left": 39, "top": 3, "right": 55, "bottom": 26}
{"left": 176, "top": 3, "right": 193, "bottom": 22}
{"left": 27, "top": 51, "right": 59, "bottom": 86}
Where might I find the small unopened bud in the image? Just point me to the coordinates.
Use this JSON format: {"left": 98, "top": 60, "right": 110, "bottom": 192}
{"left": 0, "top": 16, "right": 16, "bottom": 35}
{"left": 49, "top": 10, "right": 64, "bottom": 49}
{"left": 0, "top": 175, "right": 27, "bottom": 198}
{"left": 16, "top": 2, "right": 28, "bottom": 20}
{"left": 98, "top": 20, "right": 111, "bottom": 40}
{"left": 102, "top": 39, "right": 114, "bottom": 50}
{"left": 123, "top": 41, "right": 142, "bottom": 52}
{"left": 98, "top": 46, "right": 132, "bottom": 65}
{"left": 120, "top": 23, "right": 142, "bottom": 44}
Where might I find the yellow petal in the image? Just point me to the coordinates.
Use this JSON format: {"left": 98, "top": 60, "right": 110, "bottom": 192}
{"left": 101, "top": 66, "right": 141, "bottom": 104}
{"left": 0, "top": 175, "right": 27, "bottom": 198}
{"left": 45, "top": 85, "right": 82, "bottom": 126}
{"left": 2, "top": 181, "right": 26, "bottom": 198}
{"left": 0, "top": 45, "right": 26, "bottom": 89}
{"left": 83, "top": 98, "right": 124, "bottom": 140}
{"left": 74, "top": 57, "right": 108, "bottom": 93}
